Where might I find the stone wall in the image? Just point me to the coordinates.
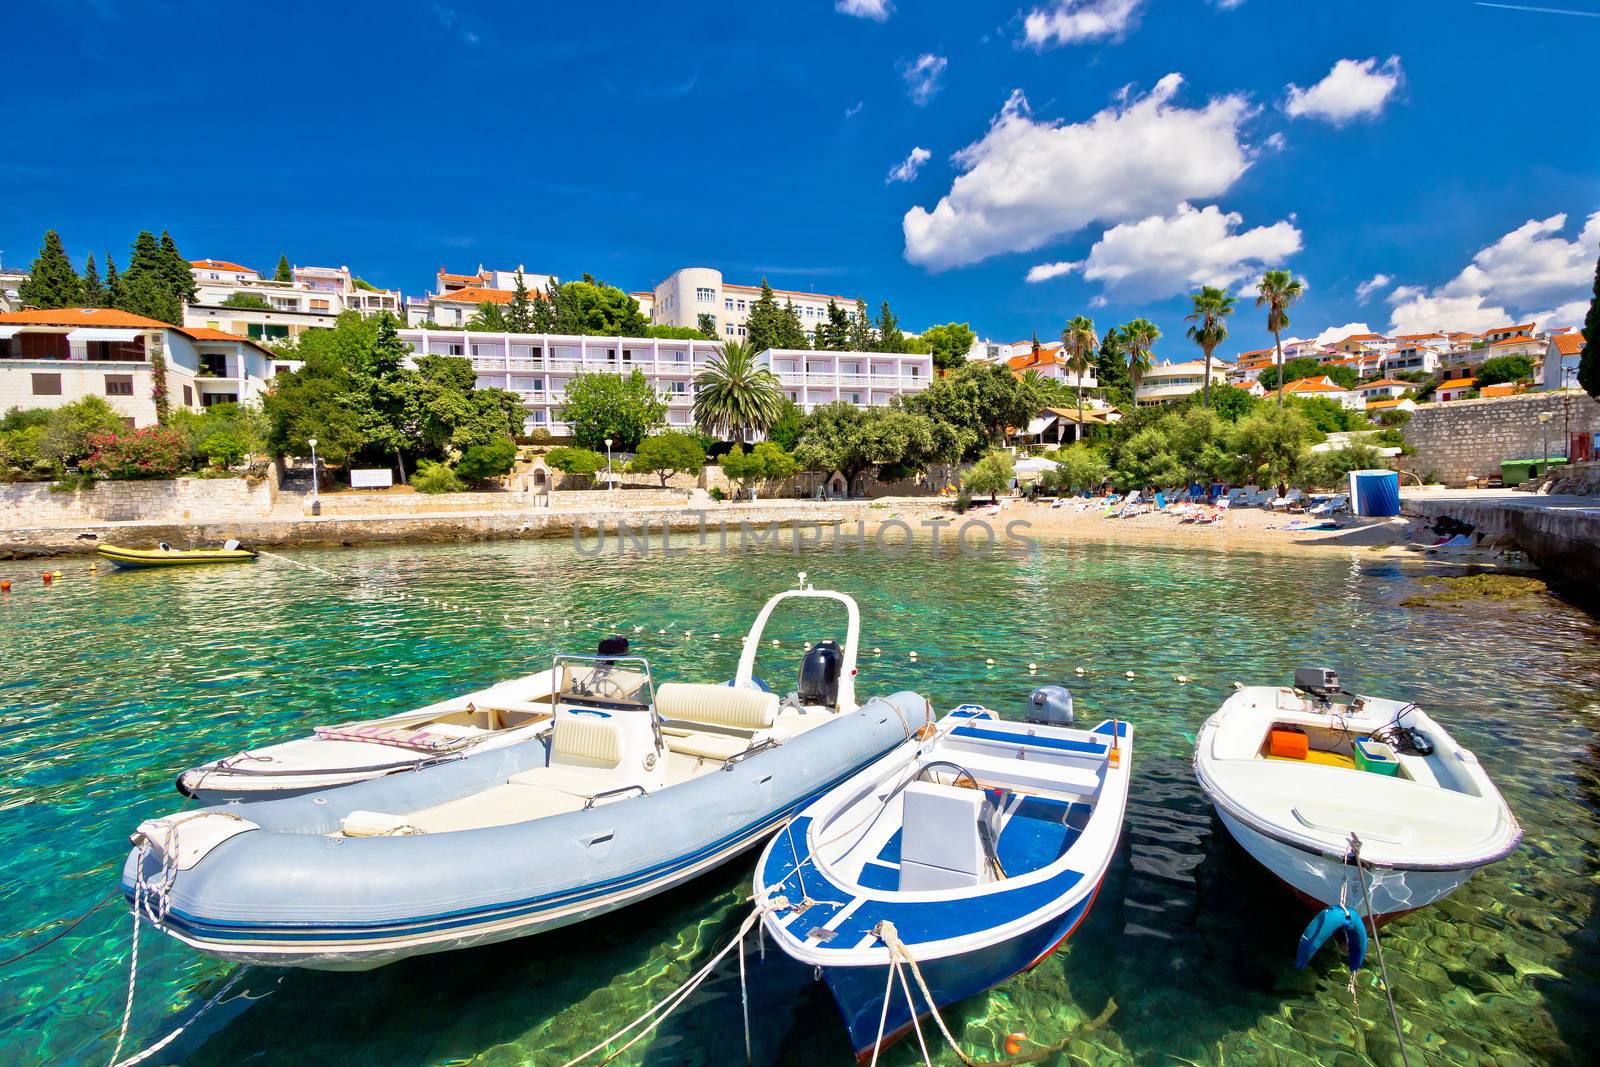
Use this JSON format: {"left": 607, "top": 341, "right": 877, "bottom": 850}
{"left": 0, "top": 475, "right": 276, "bottom": 528}
{"left": 1401, "top": 391, "right": 1600, "bottom": 486}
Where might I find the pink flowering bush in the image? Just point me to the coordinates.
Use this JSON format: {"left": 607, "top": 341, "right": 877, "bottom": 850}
{"left": 82, "top": 427, "right": 188, "bottom": 480}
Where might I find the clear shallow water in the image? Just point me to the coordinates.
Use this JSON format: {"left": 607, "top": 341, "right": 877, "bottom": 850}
{"left": 1, "top": 538, "right": 1597, "bottom": 1066}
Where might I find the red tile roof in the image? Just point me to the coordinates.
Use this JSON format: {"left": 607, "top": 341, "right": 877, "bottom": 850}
{"left": 1282, "top": 376, "right": 1347, "bottom": 394}
{"left": 1365, "top": 398, "right": 1409, "bottom": 410}
{"left": 0, "top": 307, "right": 173, "bottom": 329}
{"left": 1552, "top": 332, "right": 1586, "bottom": 356}
{"left": 1437, "top": 377, "right": 1476, "bottom": 390}
{"left": 1490, "top": 334, "right": 1538, "bottom": 347}
{"left": 191, "top": 259, "right": 256, "bottom": 274}
{"left": 433, "top": 286, "right": 512, "bottom": 305}
{"left": 1480, "top": 383, "right": 1521, "bottom": 397}
{"left": 1361, "top": 378, "right": 1410, "bottom": 389}
{"left": 1484, "top": 322, "right": 1534, "bottom": 334}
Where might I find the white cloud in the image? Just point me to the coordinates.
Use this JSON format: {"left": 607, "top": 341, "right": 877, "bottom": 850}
{"left": 1314, "top": 322, "right": 1372, "bottom": 347}
{"left": 903, "top": 76, "right": 1255, "bottom": 271}
{"left": 844, "top": 100, "right": 864, "bottom": 119}
{"left": 1355, "top": 273, "right": 1391, "bottom": 302}
{"left": 1022, "top": 0, "right": 1143, "bottom": 48}
{"left": 900, "top": 53, "right": 948, "bottom": 106}
{"left": 836, "top": 0, "right": 892, "bottom": 19}
{"left": 1386, "top": 210, "right": 1600, "bottom": 334}
{"left": 887, "top": 146, "right": 932, "bottom": 184}
{"left": 1285, "top": 57, "right": 1403, "bottom": 125}
{"left": 1213, "top": 0, "right": 1247, "bottom": 8}
{"left": 1025, "top": 260, "right": 1081, "bottom": 283}
{"left": 1060, "top": 202, "right": 1301, "bottom": 300}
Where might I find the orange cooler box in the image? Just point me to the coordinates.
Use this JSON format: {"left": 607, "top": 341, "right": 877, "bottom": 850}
{"left": 1269, "top": 727, "right": 1309, "bottom": 760}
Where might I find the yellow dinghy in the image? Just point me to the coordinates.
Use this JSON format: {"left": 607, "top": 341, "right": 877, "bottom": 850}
{"left": 97, "top": 541, "right": 258, "bottom": 569}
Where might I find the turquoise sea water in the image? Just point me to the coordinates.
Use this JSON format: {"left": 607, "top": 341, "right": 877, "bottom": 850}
{"left": 1, "top": 536, "right": 1597, "bottom": 1066}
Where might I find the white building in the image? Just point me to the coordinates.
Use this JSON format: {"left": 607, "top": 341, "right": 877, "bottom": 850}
{"left": 1005, "top": 341, "right": 1099, "bottom": 391}
{"left": 187, "top": 258, "right": 403, "bottom": 343}
{"left": 397, "top": 329, "right": 931, "bottom": 436}
{"left": 1379, "top": 343, "right": 1441, "bottom": 377}
{"left": 1357, "top": 378, "right": 1411, "bottom": 404}
{"left": 0, "top": 307, "right": 277, "bottom": 425}
{"left": 0, "top": 267, "right": 26, "bottom": 313}
{"left": 647, "top": 267, "right": 859, "bottom": 343}
{"left": 1541, "top": 331, "right": 1586, "bottom": 390}
{"left": 1134, "top": 359, "right": 1228, "bottom": 406}
{"left": 1281, "top": 374, "right": 1363, "bottom": 411}
{"left": 404, "top": 265, "right": 557, "bottom": 327}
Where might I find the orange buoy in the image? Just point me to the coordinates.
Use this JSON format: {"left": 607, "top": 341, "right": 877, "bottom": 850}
{"left": 0, "top": 579, "right": 10, "bottom": 592}
{"left": 1005, "top": 1032, "right": 1027, "bottom": 1055}
{"left": 41, "top": 572, "right": 52, "bottom": 585}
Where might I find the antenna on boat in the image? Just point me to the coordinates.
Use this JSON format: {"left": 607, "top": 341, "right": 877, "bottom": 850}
{"left": 797, "top": 571, "right": 811, "bottom": 590}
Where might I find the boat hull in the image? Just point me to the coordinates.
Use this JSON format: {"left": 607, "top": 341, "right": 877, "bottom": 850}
{"left": 1215, "top": 807, "right": 1479, "bottom": 917}
{"left": 826, "top": 876, "right": 1103, "bottom": 1061}
{"left": 125, "top": 693, "right": 931, "bottom": 970}
{"left": 97, "top": 545, "right": 257, "bottom": 569}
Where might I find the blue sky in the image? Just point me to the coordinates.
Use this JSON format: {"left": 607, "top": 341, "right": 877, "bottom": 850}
{"left": 6, "top": 1, "right": 1599, "bottom": 356}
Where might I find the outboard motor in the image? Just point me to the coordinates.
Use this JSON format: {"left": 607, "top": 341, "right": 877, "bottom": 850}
{"left": 1026, "top": 686, "right": 1074, "bottom": 728}
{"left": 797, "top": 640, "right": 843, "bottom": 708}
{"left": 597, "top": 635, "right": 630, "bottom": 664}
{"left": 1293, "top": 667, "right": 1343, "bottom": 700}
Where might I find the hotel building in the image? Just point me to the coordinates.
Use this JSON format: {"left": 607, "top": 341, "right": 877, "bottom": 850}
{"left": 646, "top": 267, "right": 860, "bottom": 342}
{"left": 398, "top": 328, "right": 932, "bottom": 437}
{"left": 1134, "top": 359, "right": 1229, "bottom": 406}
{"left": 187, "top": 259, "right": 403, "bottom": 343}
{"left": 0, "top": 307, "right": 278, "bottom": 425}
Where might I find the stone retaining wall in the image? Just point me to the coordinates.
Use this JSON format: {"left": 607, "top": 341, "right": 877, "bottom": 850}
{"left": 0, "top": 475, "right": 276, "bottom": 527}
{"left": 1402, "top": 391, "right": 1600, "bottom": 486}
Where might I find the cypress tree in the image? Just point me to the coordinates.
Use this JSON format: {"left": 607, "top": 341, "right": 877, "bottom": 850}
{"left": 274, "top": 254, "right": 292, "bottom": 282}
{"left": 875, "top": 301, "right": 905, "bottom": 352}
{"left": 18, "top": 230, "right": 82, "bottom": 309}
{"left": 82, "top": 254, "right": 106, "bottom": 306}
{"left": 159, "top": 231, "right": 198, "bottom": 306}
{"left": 848, "top": 298, "right": 875, "bottom": 351}
{"left": 777, "top": 299, "right": 809, "bottom": 349}
{"left": 506, "top": 270, "right": 534, "bottom": 332}
{"left": 743, "top": 279, "right": 786, "bottom": 353}
{"left": 119, "top": 231, "right": 181, "bottom": 324}
{"left": 1579, "top": 250, "right": 1600, "bottom": 401}
{"left": 104, "top": 253, "right": 122, "bottom": 308}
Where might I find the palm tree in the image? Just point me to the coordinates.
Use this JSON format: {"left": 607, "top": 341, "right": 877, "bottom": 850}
{"left": 1061, "top": 314, "right": 1097, "bottom": 443}
{"left": 1256, "top": 269, "right": 1306, "bottom": 407}
{"left": 1184, "top": 286, "right": 1236, "bottom": 408}
{"left": 1119, "top": 318, "right": 1162, "bottom": 399}
{"left": 692, "top": 340, "right": 785, "bottom": 441}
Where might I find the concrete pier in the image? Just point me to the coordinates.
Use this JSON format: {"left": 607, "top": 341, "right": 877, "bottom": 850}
{"left": 1402, "top": 487, "right": 1600, "bottom": 599}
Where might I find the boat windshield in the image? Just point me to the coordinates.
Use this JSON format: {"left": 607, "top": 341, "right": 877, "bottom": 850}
{"left": 555, "top": 655, "right": 654, "bottom": 710}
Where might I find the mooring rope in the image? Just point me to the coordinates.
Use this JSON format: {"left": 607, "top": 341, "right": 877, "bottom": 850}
{"left": 1350, "top": 834, "right": 1412, "bottom": 1067}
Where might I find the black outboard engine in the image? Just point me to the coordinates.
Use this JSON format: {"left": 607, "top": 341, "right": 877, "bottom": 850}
{"left": 1293, "top": 667, "right": 1343, "bottom": 709}
{"left": 597, "top": 635, "right": 630, "bottom": 663}
{"left": 1026, "top": 686, "right": 1075, "bottom": 728}
{"left": 797, "top": 640, "right": 843, "bottom": 708}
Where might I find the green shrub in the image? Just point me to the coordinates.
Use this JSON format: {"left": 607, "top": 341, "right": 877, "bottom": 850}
{"left": 456, "top": 438, "right": 517, "bottom": 483}
{"left": 40, "top": 397, "right": 126, "bottom": 470}
{"left": 628, "top": 431, "right": 706, "bottom": 487}
{"left": 198, "top": 431, "right": 249, "bottom": 470}
{"left": 81, "top": 427, "right": 188, "bottom": 480}
{"left": 954, "top": 486, "right": 972, "bottom": 514}
{"left": 1041, "top": 444, "right": 1108, "bottom": 494}
{"left": 0, "top": 425, "right": 51, "bottom": 482}
{"left": 962, "top": 451, "right": 1015, "bottom": 502}
{"left": 0, "top": 407, "right": 52, "bottom": 433}
{"left": 525, "top": 427, "right": 555, "bottom": 446}
{"left": 544, "top": 446, "right": 606, "bottom": 484}
{"left": 1299, "top": 445, "right": 1387, "bottom": 489}
{"left": 411, "top": 459, "right": 465, "bottom": 494}
{"left": 709, "top": 486, "right": 726, "bottom": 502}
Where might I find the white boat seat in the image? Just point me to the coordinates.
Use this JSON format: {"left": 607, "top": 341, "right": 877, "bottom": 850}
{"left": 508, "top": 764, "right": 628, "bottom": 798}
{"left": 898, "top": 781, "right": 986, "bottom": 891}
{"left": 661, "top": 728, "right": 752, "bottom": 762}
{"left": 656, "top": 682, "right": 778, "bottom": 731}
{"left": 551, "top": 715, "right": 622, "bottom": 769}
{"left": 946, "top": 750, "right": 1101, "bottom": 797}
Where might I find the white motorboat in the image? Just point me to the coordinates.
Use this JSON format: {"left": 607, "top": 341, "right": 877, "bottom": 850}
{"left": 176, "top": 666, "right": 563, "bottom": 802}
{"left": 755, "top": 688, "right": 1132, "bottom": 1060}
{"left": 1194, "top": 668, "right": 1521, "bottom": 923}
{"left": 128, "top": 584, "right": 933, "bottom": 970}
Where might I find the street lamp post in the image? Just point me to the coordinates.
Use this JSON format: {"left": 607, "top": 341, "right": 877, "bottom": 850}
{"left": 1538, "top": 412, "right": 1553, "bottom": 471}
{"left": 604, "top": 437, "right": 614, "bottom": 490}
{"left": 307, "top": 438, "right": 320, "bottom": 506}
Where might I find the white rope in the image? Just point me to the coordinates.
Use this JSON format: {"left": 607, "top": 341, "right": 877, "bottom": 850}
{"left": 895, "top": 955, "right": 935, "bottom": 1067}
{"left": 559, "top": 905, "right": 766, "bottom": 1067}
{"left": 876, "top": 921, "right": 980, "bottom": 1067}
{"left": 867, "top": 957, "right": 899, "bottom": 1067}
{"left": 106, "top": 845, "right": 146, "bottom": 1067}
{"left": 738, "top": 929, "right": 751, "bottom": 1066}
{"left": 109, "top": 968, "right": 248, "bottom": 1067}
{"left": 1350, "top": 835, "right": 1412, "bottom": 1067}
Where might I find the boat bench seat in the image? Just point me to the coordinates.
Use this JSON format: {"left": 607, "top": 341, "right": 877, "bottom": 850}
{"left": 949, "top": 750, "right": 1101, "bottom": 797}
{"left": 661, "top": 727, "right": 752, "bottom": 762}
{"left": 551, "top": 715, "right": 622, "bottom": 769}
{"left": 656, "top": 683, "right": 778, "bottom": 732}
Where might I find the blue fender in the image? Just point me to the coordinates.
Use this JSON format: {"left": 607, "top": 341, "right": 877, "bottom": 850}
{"left": 1296, "top": 906, "right": 1368, "bottom": 970}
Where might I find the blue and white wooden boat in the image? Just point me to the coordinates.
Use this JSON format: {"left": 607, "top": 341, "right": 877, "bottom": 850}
{"left": 754, "top": 691, "right": 1132, "bottom": 1060}
{"left": 123, "top": 587, "right": 934, "bottom": 970}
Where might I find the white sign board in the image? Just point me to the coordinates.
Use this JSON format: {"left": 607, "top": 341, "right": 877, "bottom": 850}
{"left": 350, "top": 468, "right": 394, "bottom": 489}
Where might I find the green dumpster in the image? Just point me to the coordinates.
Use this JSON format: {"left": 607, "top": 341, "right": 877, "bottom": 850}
{"left": 1500, "top": 457, "right": 1568, "bottom": 485}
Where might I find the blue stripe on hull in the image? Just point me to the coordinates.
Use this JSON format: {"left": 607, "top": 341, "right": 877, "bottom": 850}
{"left": 825, "top": 878, "right": 1101, "bottom": 1061}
